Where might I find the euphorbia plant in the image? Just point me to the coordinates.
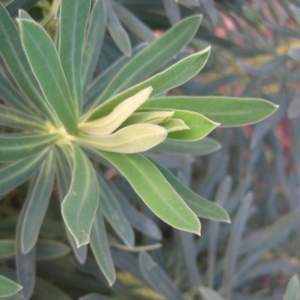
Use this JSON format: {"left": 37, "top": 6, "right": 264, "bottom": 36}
{"left": 0, "top": 0, "right": 278, "bottom": 298}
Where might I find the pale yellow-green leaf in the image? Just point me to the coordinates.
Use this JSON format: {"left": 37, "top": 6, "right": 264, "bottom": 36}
{"left": 75, "top": 124, "right": 167, "bottom": 153}
{"left": 79, "top": 86, "right": 152, "bottom": 136}
{"left": 121, "top": 110, "right": 174, "bottom": 127}
{"left": 160, "top": 118, "right": 189, "bottom": 133}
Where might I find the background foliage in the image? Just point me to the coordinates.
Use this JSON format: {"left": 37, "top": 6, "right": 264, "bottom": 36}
{"left": 0, "top": 0, "right": 300, "bottom": 300}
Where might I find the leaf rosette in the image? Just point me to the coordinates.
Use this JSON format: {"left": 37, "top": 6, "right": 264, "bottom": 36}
{"left": 0, "top": 0, "right": 278, "bottom": 291}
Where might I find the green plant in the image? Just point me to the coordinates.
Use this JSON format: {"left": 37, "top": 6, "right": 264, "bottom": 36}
{"left": 0, "top": 0, "right": 278, "bottom": 298}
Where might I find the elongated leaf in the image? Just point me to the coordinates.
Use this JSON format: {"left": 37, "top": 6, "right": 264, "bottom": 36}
{"left": 0, "top": 148, "right": 48, "bottom": 196}
{"left": 142, "top": 96, "right": 279, "bottom": 127}
{"left": 36, "top": 240, "right": 70, "bottom": 260}
{"left": 105, "top": 0, "right": 131, "bottom": 57}
{"left": 76, "top": 124, "right": 167, "bottom": 153}
{"left": 55, "top": 147, "right": 87, "bottom": 264}
{"left": 0, "top": 3, "right": 58, "bottom": 125}
{"left": 0, "top": 275, "right": 22, "bottom": 297}
{"left": 154, "top": 137, "right": 221, "bottom": 155}
{"left": 163, "top": 0, "right": 181, "bottom": 25}
{"left": 150, "top": 158, "right": 230, "bottom": 222}
{"left": 239, "top": 207, "right": 300, "bottom": 256}
{"left": 60, "top": 0, "right": 91, "bottom": 115}
{"left": 61, "top": 144, "right": 100, "bottom": 247}
{"left": 0, "top": 104, "right": 46, "bottom": 130}
{"left": 93, "top": 150, "right": 200, "bottom": 234}
{"left": 97, "top": 172, "right": 134, "bottom": 247}
{"left": 111, "top": 1, "right": 155, "bottom": 43}
{"left": 90, "top": 203, "right": 116, "bottom": 286}
{"left": 16, "top": 182, "right": 36, "bottom": 300}
{"left": 20, "top": 151, "right": 55, "bottom": 253}
{"left": 285, "top": 274, "right": 299, "bottom": 300}
{"left": 86, "top": 47, "right": 210, "bottom": 121}
{"left": 139, "top": 251, "right": 184, "bottom": 300}
{"left": 80, "top": 86, "right": 153, "bottom": 136}
{"left": 82, "top": 0, "right": 106, "bottom": 96}
{"left": 84, "top": 43, "right": 147, "bottom": 111}
{"left": 18, "top": 19, "right": 77, "bottom": 134}
{"left": 0, "top": 133, "right": 59, "bottom": 162}
{"left": 0, "top": 240, "right": 14, "bottom": 259}
{"left": 222, "top": 193, "right": 253, "bottom": 300}
{"left": 87, "top": 16, "right": 204, "bottom": 113}
{"left": 199, "top": 287, "right": 225, "bottom": 300}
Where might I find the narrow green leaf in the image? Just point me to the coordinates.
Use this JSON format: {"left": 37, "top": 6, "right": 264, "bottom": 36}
{"left": 36, "top": 240, "right": 70, "bottom": 260}
{"left": 87, "top": 16, "right": 204, "bottom": 115}
{"left": 93, "top": 150, "right": 200, "bottom": 234}
{"left": 80, "top": 86, "right": 153, "bottom": 136}
{"left": 0, "top": 133, "right": 59, "bottom": 162}
{"left": 76, "top": 124, "right": 167, "bottom": 153}
{"left": 199, "top": 287, "right": 225, "bottom": 300}
{"left": 60, "top": 0, "right": 91, "bottom": 115}
{"left": 222, "top": 193, "right": 253, "bottom": 300}
{"left": 0, "top": 240, "right": 15, "bottom": 259}
{"left": 18, "top": 19, "right": 77, "bottom": 134}
{"left": 0, "top": 104, "right": 46, "bottom": 130}
{"left": 154, "top": 137, "right": 221, "bottom": 155}
{"left": 16, "top": 183, "right": 36, "bottom": 300}
{"left": 90, "top": 203, "right": 116, "bottom": 286}
{"left": 285, "top": 274, "right": 299, "bottom": 300}
{"left": 105, "top": 0, "right": 131, "bottom": 57}
{"left": 84, "top": 43, "right": 147, "bottom": 111}
{"left": 160, "top": 118, "right": 189, "bottom": 133}
{"left": 55, "top": 146, "right": 88, "bottom": 264}
{"left": 0, "top": 3, "right": 58, "bottom": 125}
{"left": 111, "top": 0, "right": 156, "bottom": 43}
{"left": 20, "top": 151, "right": 55, "bottom": 253}
{"left": 0, "top": 275, "right": 22, "bottom": 298}
{"left": 166, "top": 110, "right": 219, "bottom": 141}
{"left": 150, "top": 158, "right": 230, "bottom": 222}
{"left": 61, "top": 144, "right": 100, "bottom": 247}
{"left": 97, "top": 172, "right": 134, "bottom": 247}
{"left": 0, "top": 148, "right": 48, "bottom": 196}
{"left": 82, "top": 0, "right": 107, "bottom": 97}
{"left": 138, "top": 251, "right": 184, "bottom": 300}
{"left": 142, "top": 96, "right": 279, "bottom": 127}
{"left": 80, "top": 294, "right": 114, "bottom": 300}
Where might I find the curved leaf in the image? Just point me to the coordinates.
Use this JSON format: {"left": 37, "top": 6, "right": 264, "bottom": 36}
{"left": 0, "top": 240, "right": 15, "bottom": 259}
{"left": 61, "top": 144, "right": 100, "bottom": 247}
{"left": 142, "top": 96, "right": 279, "bottom": 127}
{"left": 94, "top": 150, "right": 200, "bottom": 234}
{"left": 0, "top": 133, "right": 59, "bottom": 162}
{"left": 18, "top": 19, "right": 77, "bottom": 134}
{"left": 285, "top": 274, "right": 299, "bottom": 300}
{"left": 36, "top": 240, "right": 70, "bottom": 260}
{"left": 199, "top": 287, "right": 224, "bottom": 300}
{"left": 20, "top": 151, "right": 55, "bottom": 253}
{"left": 76, "top": 124, "right": 167, "bottom": 153}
